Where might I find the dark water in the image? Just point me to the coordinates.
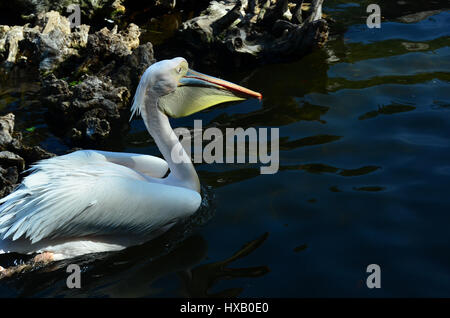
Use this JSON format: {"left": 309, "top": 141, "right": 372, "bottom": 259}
{"left": 0, "top": 1, "right": 450, "bottom": 297}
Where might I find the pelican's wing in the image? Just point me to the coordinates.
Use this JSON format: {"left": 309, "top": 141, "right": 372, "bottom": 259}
{"left": 88, "top": 150, "right": 169, "bottom": 178}
{"left": 0, "top": 150, "right": 201, "bottom": 244}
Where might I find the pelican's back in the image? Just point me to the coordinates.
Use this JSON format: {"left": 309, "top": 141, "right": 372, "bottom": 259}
{"left": 0, "top": 150, "right": 201, "bottom": 259}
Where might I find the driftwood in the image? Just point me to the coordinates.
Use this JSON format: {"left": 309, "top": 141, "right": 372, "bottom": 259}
{"left": 174, "top": 0, "right": 328, "bottom": 67}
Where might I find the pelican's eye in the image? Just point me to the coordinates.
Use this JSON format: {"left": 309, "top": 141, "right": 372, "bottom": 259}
{"left": 176, "top": 66, "right": 182, "bottom": 74}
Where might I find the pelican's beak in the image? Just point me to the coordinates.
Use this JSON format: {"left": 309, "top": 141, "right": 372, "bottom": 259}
{"left": 158, "top": 69, "right": 262, "bottom": 118}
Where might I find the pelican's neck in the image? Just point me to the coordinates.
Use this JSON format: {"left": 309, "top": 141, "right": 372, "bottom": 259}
{"left": 141, "top": 97, "right": 200, "bottom": 193}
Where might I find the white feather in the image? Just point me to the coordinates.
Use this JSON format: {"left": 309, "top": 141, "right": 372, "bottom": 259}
{"left": 0, "top": 150, "right": 201, "bottom": 256}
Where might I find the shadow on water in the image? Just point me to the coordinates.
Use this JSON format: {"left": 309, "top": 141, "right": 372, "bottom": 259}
{"left": 0, "top": 187, "right": 271, "bottom": 298}
{"left": 0, "top": 233, "right": 271, "bottom": 298}
{"left": 358, "top": 103, "right": 416, "bottom": 120}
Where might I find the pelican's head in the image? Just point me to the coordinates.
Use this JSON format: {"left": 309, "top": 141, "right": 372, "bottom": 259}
{"left": 131, "top": 57, "right": 262, "bottom": 119}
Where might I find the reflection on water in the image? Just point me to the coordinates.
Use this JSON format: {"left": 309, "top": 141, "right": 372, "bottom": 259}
{"left": 181, "top": 232, "right": 270, "bottom": 297}
{"left": 358, "top": 104, "right": 416, "bottom": 120}
{"left": 0, "top": 0, "right": 450, "bottom": 297}
{"left": 0, "top": 229, "right": 270, "bottom": 297}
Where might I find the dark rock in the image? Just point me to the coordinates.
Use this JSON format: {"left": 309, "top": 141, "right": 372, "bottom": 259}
{"left": 0, "top": 11, "right": 90, "bottom": 72}
{"left": 112, "top": 42, "right": 156, "bottom": 89}
{"left": 0, "top": 166, "right": 18, "bottom": 198}
{"left": 0, "top": 113, "right": 55, "bottom": 163}
{"left": 0, "top": 113, "right": 55, "bottom": 197}
{"left": 0, "top": 151, "right": 25, "bottom": 171}
{"left": 0, "top": 114, "right": 54, "bottom": 167}
{"left": 72, "top": 115, "right": 111, "bottom": 143}
{"left": 86, "top": 24, "right": 140, "bottom": 59}
{"left": 2, "top": 166, "right": 18, "bottom": 185}
{"left": 42, "top": 74, "right": 130, "bottom": 144}
{"left": 9, "top": 137, "right": 55, "bottom": 164}
{"left": 0, "top": 113, "right": 15, "bottom": 147}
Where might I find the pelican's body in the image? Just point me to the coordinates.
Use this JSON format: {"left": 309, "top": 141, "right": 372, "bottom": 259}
{"left": 0, "top": 57, "right": 261, "bottom": 262}
{"left": 0, "top": 150, "right": 200, "bottom": 260}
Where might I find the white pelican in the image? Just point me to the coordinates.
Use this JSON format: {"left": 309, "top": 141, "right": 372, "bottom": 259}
{"left": 0, "top": 57, "right": 262, "bottom": 264}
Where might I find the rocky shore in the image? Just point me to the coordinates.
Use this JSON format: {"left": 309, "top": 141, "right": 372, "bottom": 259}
{"left": 1, "top": 11, "right": 155, "bottom": 146}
